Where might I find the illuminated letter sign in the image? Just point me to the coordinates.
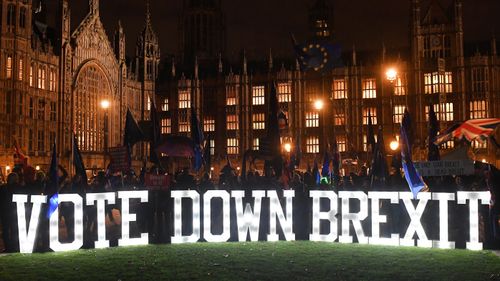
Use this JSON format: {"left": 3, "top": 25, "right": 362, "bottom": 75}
{"left": 339, "top": 191, "right": 368, "bottom": 244}
{"left": 309, "top": 190, "right": 338, "bottom": 242}
{"left": 49, "top": 194, "right": 84, "bottom": 252}
{"left": 171, "top": 190, "right": 201, "bottom": 244}
{"left": 13, "top": 194, "right": 46, "bottom": 254}
{"left": 232, "top": 190, "right": 265, "bottom": 242}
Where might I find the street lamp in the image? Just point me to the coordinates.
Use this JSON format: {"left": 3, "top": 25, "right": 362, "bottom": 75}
{"left": 390, "top": 140, "right": 399, "bottom": 151}
{"left": 283, "top": 142, "right": 292, "bottom": 153}
{"left": 314, "top": 99, "right": 324, "bottom": 111}
{"left": 100, "top": 99, "right": 110, "bottom": 169}
{"left": 386, "top": 68, "right": 398, "bottom": 83}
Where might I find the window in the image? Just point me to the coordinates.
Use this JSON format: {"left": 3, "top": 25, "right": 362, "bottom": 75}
{"left": 472, "top": 68, "right": 489, "bottom": 93}
{"left": 337, "top": 135, "right": 346, "bottom": 152}
{"left": 29, "top": 64, "right": 34, "bottom": 87}
{"left": 37, "top": 130, "right": 45, "bottom": 152}
{"left": 394, "top": 77, "right": 406, "bottom": 96}
{"left": 472, "top": 140, "right": 487, "bottom": 149}
{"left": 424, "top": 72, "right": 452, "bottom": 94}
{"left": 277, "top": 82, "right": 292, "bottom": 102}
{"left": 252, "top": 113, "right": 265, "bottom": 130}
{"left": 362, "top": 78, "right": 377, "bottom": 98}
{"left": 252, "top": 86, "right": 265, "bottom": 105}
{"left": 441, "top": 140, "right": 454, "bottom": 149}
{"left": 226, "top": 85, "right": 238, "bottom": 106}
{"left": 363, "top": 134, "right": 377, "bottom": 152}
{"left": 147, "top": 97, "right": 151, "bottom": 111}
{"left": 209, "top": 139, "right": 215, "bottom": 156}
{"left": 18, "top": 95, "right": 23, "bottom": 115}
{"left": 306, "top": 137, "right": 320, "bottom": 154}
{"left": 333, "top": 79, "right": 346, "bottom": 99}
{"left": 227, "top": 138, "right": 239, "bottom": 155}
{"left": 334, "top": 112, "right": 345, "bottom": 126}
{"left": 20, "top": 7, "right": 26, "bottom": 29}
{"left": 363, "top": 107, "right": 377, "bottom": 125}
{"left": 29, "top": 97, "right": 33, "bottom": 118}
{"left": 49, "top": 69, "right": 56, "bottom": 91}
{"left": 427, "top": 103, "right": 454, "bottom": 121}
{"left": 204, "top": 118, "right": 215, "bottom": 132}
{"left": 38, "top": 67, "right": 46, "bottom": 89}
{"left": 18, "top": 58, "right": 23, "bottom": 81}
{"left": 178, "top": 89, "right": 191, "bottom": 109}
{"left": 6, "top": 56, "right": 12, "bottom": 79}
{"left": 161, "top": 98, "right": 169, "bottom": 111}
{"left": 50, "top": 102, "right": 56, "bottom": 121}
{"left": 470, "top": 100, "right": 488, "bottom": 119}
{"left": 161, "top": 118, "right": 171, "bottom": 134}
{"left": 253, "top": 138, "right": 260, "bottom": 151}
{"left": 179, "top": 111, "right": 190, "bottom": 132}
{"left": 227, "top": 115, "right": 239, "bottom": 130}
{"left": 393, "top": 105, "right": 406, "bottom": 124}
{"left": 7, "top": 4, "right": 15, "bottom": 27}
{"left": 37, "top": 99, "right": 45, "bottom": 120}
{"left": 49, "top": 132, "right": 56, "bottom": 149}
{"left": 305, "top": 112, "right": 319, "bottom": 128}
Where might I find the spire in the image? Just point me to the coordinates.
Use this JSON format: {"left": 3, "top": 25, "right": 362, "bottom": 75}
{"left": 171, "top": 58, "right": 176, "bottom": 77}
{"left": 268, "top": 48, "right": 274, "bottom": 71}
{"left": 243, "top": 49, "right": 247, "bottom": 75}
{"left": 218, "top": 53, "right": 223, "bottom": 73}
{"left": 89, "top": 0, "right": 99, "bottom": 15}
{"left": 492, "top": 34, "right": 497, "bottom": 56}
{"left": 146, "top": 0, "right": 151, "bottom": 24}
{"left": 194, "top": 56, "right": 199, "bottom": 79}
{"left": 352, "top": 45, "right": 357, "bottom": 66}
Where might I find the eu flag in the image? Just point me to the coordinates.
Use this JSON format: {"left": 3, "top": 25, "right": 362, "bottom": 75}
{"left": 47, "top": 142, "right": 59, "bottom": 219}
{"left": 73, "top": 133, "right": 88, "bottom": 187}
{"left": 401, "top": 111, "right": 427, "bottom": 199}
{"left": 292, "top": 35, "right": 342, "bottom": 73}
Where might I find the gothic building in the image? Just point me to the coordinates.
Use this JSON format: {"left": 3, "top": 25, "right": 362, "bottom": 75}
{"left": 0, "top": 0, "right": 159, "bottom": 173}
{"left": 159, "top": 0, "right": 500, "bottom": 174}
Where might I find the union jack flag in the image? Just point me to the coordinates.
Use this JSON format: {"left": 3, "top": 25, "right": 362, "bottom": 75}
{"left": 434, "top": 118, "right": 500, "bottom": 145}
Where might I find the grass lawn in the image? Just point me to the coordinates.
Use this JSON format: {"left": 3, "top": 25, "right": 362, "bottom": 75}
{"left": 0, "top": 242, "right": 499, "bottom": 281}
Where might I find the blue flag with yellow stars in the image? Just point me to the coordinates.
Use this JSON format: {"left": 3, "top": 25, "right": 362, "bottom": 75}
{"left": 292, "top": 35, "right": 342, "bottom": 73}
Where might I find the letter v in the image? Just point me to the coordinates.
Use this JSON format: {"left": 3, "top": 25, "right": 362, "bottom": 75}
{"left": 13, "top": 195, "right": 47, "bottom": 253}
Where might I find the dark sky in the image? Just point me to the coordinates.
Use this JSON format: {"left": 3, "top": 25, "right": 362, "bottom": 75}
{"left": 69, "top": 0, "right": 500, "bottom": 60}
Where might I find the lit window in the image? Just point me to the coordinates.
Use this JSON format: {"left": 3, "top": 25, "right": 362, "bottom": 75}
{"left": 162, "top": 98, "right": 169, "bottom": 111}
{"left": 362, "top": 78, "right": 377, "bottom": 98}
{"left": 443, "top": 72, "right": 453, "bottom": 93}
{"left": 49, "top": 69, "right": 56, "bottom": 91}
{"left": 470, "top": 100, "right": 488, "bottom": 119}
{"left": 472, "top": 140, "right": 487, "bottom": 149}
{"left": 161, "top": 118, "right": 171, "bottom": 134}
{"left": 29, "top": 64, "right": 33, "bottom": 87}
{"left": 179, "top": 89, "right": 191, "bottom": 109}
{"left": 333, "top": 79, "right": 346, "bottom": 99}
{"left": 147, "top": 97, "right": 151, "bottom": 111}
{"left": 334, "top": 112, "right": 345, "bottom": 126}
{"left": 305, "top": 112, "right": 319, "bottom": 128}
{"left": 227, "top": 115, "right": 239, "bottom": 130}
{"left": 204, "top": 118, "right": 215, "bottom": 132}
{"left": 337, "top": 135, "right": 346, "bottom": 152}
{"left": 6, "top": 56, "right": 12, "bottom": 79}
{"left": 393, "top": 105, "right": 406, "bottom": 124}
{"left": 209, "top": 139, "right": 215, "bottom": 155}
{"left": 179, "top": 111, "right": 190, "bottom": 132}
{"left": 306, "top": 137, "right": 320, "bottom": 154}
{"left": 363, "top": 107, "right": 377, "bottom": 125}
{"left": 252, "top": 113, "right": 265, "bottom": 130}
{"left": 278, "top": 82, "right": 292, "bottom": 102}
{"left": 363, "top": 134, "right": 377, "bottom": 152}
{"left": 226, "top": 85, "right": 238, "bottom": 106}
{"left": 252, "top": 86, "right": 265, "bottom": 105}
{"left": 424, "top": 72, "right": 452, "bottom": 94}
{"left": 18, "top": 58, "right": 23, "bottom": 81}
{"left": 227, "top": 138, "right": 239, "bottom": 155}
{"left": 394, "top": 77, "right": 406, "bottom": 96}
{"left": 253, "top": 138, "right": 260, "bottom": 150}
{"left": 441, "top": 103, "right": 454, "bottom": 121}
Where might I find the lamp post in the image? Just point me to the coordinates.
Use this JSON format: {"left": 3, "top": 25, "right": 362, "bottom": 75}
{"left": 314, "top": 99, "right": 326, "bottom": 154}
{"left": 100, "top": 99, "right": 110, "bottom": 169}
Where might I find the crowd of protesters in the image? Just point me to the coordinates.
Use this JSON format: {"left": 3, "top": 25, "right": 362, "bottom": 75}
{"left": 0, "top": 159, "right": 499, "bottom": 253}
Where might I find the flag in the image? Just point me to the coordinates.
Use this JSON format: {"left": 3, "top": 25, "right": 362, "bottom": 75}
{"left": 428, "top": 104, "right": 440, "bottom": 161}
{"left": 267, "top": 83, "right": 280, "bottom": 156}
{"left": 292, "top": 34, "right": 342, "bottom": 73}
{"left": 72, "top": 133, "right": 88, "bottom": 187}
{"left": 278, "top": 111, "right": 289, "bottom": 131}
{"left": 401, "top": 111, "right": 427, "bottom": 199}
{"left": 13, "top": 139, "right": 28, "bottom": 168}
{"left": 312, "top": 160, "right": 320, "bottom": 185}
{"left": 321, "top": 151, "right": 330, "bottom": 178}
{"left": 203, "top": 134, "right": 212, "bottom": 174}
{"left": 371, "top": 127, "right": 388, "bottom": 181}
{"left": 367, "top": 111, "right": 376, "bottom": 153}
{"left": 124, "top": 108, "right": 144, "bottom": 147}
{"left": 191, "top": 106, "right": 204, "bottom": 172}
{"left": 47, "top": 142, "right": 59, "bottom": 219}
{"left": 149, "top": 98, "right": 161, "bottom": 165}
{"left": 434, "top": 118, "right": 500, "bottom": 145}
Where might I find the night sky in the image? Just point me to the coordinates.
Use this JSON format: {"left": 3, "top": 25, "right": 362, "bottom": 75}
{"left": 69, "top": 0, "right": 500, "bottom": 60}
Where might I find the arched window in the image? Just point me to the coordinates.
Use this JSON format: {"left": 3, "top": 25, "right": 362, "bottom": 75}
{"left": 7, "top": 4, "right": 16, "bottom": 27}
{"left": 19, "top": 7, "right": 26, "bottom": 29}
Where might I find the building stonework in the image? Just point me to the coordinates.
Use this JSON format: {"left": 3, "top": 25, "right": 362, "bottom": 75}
{"left": 0, "top": 0, "right": 158, "bottom": 173}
